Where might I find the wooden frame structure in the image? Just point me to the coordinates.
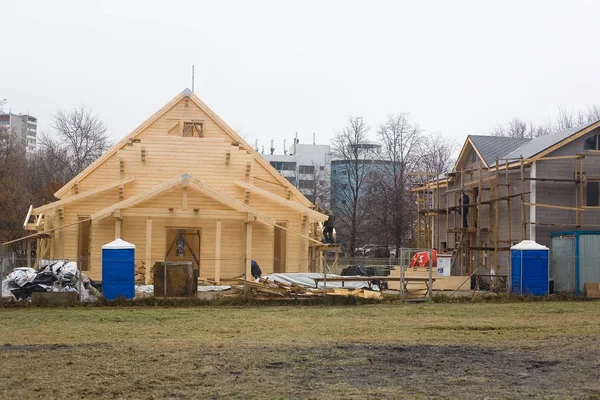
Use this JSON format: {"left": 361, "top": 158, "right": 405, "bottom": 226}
{"left": 14, "top": 89, "right": 328, "bottom": 282}
{"left": 414, "top": 121, "right": 600, "bottom": 278}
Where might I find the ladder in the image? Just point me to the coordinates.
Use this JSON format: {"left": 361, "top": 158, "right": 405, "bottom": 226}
{"left": 450, "top": 230, "right": 465, "bottom": 275}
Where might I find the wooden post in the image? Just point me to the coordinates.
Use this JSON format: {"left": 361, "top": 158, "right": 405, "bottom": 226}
{"left": 495, "top": 161, "right": 500, "bottom": 276}
{"left": 580, "top": 156, "right": 584, "bottom": 229}
{"left": 145, "top": 218, "right": 152, "bottom": 284}
{"left": 26, "top": 239, "right": 31, "bottom": 268}
{"left": 520, "top": 158, "right": 526, "bottom": 240}
{"left": 245, "top": 221, "right": 253, "bottom": 280}
{"left": 506, "top": 160, "right": 512, "bottom": 249}
{"left": 215, "top": 219, "right": 222, "bottom": 284}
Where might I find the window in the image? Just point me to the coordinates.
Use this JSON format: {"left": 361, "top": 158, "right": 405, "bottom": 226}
{"left": 587, "top": 182, "right": 599, "bottom": 206}
{"left": 270, "top": 161, "right": 297, "bottom": 171}
{"left": 584, "top": 135, "right": 600, "bottom": 150}
{"left": 342, "top": 183, "right": 348, "bottom": 190}
{"left": 299, "top": 179, "right": 313, "bottom": 189}
{"left": 305, "top": 195, "right": 315, "bottom": 203}
{"left": 285, "top": 176, "right": 296, "bottom": 185}
{"left": 182, "top": 121, "right": 204, "bottom": 137}
{"left": 319, "top": 166, "right": 325, "bottom": 171}
{"left": 299, "top": 165, "right": 315, "bottom": 174}
{"left": 318, "top": 180, "right": 325, "bottom": 186}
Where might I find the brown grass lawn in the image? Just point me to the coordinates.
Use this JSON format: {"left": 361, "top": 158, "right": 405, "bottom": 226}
{"left": 1, "top": 302, "right": 600, "bottom": 399}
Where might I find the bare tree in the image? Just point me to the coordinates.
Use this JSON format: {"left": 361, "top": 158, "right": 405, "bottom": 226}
{"left": 331, "top": 116, "right": 373, "bottom": 255}
{"left": 0, "top": 126, "right": 30, "bottom": 252}
{"left": 302, "top": 161, "right": 330, "bottom": 209}
{"left": 373, "top": 114, "right": 423, "bottom": 253}
{"left": 0, "top": 98, "right": 6, "bottom": 113}
{"left": 40, "top": 105, "right": 111, "bottom": 180}
{"left": 418, "top": 133, "right": 457, "bottom": 175}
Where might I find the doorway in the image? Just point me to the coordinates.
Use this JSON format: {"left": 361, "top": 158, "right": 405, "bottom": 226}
{"left": 77, "top": 216, "right": 91, "bottom": 271}
{"left": 273, "top": 222, "right": 287, "bottom": 273}
{"left": 165, "top": 228, "right": 201, "bottom": 273}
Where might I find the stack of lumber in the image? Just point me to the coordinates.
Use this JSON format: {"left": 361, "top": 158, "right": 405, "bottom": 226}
{"left": 236, "top": 278, "right": 382, "bottom": 299}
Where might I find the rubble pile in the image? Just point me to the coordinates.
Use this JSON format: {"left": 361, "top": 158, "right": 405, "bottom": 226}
{"left": 1, "top": 261, "right": 100, "bottom": 302}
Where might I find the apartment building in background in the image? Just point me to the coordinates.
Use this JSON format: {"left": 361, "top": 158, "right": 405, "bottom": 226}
{"left": 0, "top": 112, "right": 37, "bottom": 154}
{"left": 262, "top": 136, "right": 332, "bottom": 208}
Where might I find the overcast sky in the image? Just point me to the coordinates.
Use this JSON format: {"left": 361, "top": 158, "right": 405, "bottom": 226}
{"left": 2, "top": 0, "right": 599, "bottom": 153}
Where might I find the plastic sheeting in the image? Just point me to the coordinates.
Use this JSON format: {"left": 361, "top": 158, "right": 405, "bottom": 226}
{"left": 1, "top": 260, "right": 99, "bottom": 302}
{"left": 262, "top": 273, "right": 375, "bottom": 290}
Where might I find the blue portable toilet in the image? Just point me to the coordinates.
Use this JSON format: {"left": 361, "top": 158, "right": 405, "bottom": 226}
{"left": 102, "top": 238, "right": 136, "bottom": 300}
{"left": 511, "top": 240, "right": 549, "bottom": 295}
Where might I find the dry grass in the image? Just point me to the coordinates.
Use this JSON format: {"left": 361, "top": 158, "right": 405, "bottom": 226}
{"left": 1, "top": 302, "right": 600, "bottom": 399}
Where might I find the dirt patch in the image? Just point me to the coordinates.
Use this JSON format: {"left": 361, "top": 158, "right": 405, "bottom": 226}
{"left": 1, "top": 343, "right": 105, "bottom": 352}
{"left": 1, "top": 339, "right": 599, "bottom": 399}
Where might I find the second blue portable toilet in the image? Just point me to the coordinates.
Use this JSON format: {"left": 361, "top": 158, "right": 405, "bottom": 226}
{"left": 102, "top": 238, "right": 136, "bottom": 300}
{"left": 511, "top": 240, "right": 549, "bottom": 295}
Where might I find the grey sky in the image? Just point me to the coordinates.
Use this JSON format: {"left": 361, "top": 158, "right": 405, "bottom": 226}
{"left": 2, "top": 0, "right": 599, "bottom": 152}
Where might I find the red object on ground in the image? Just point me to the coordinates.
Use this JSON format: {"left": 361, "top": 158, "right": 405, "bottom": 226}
{"left": 409, "top": 250, "right": 438, "bottom": 268}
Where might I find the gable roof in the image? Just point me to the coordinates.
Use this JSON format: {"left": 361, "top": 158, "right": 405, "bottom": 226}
{"left": 469, "top": 135, "right": 531, "bottom": 166}
{"left": 54, "top": 89, "right": 313, "bottom": 207}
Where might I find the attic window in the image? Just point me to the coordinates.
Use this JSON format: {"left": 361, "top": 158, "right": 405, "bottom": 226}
{"left": 584, "top": 135, "right": 599, "bottom": 150}
{"left": 182, "top": 121, "right": 204, "bottom": 137}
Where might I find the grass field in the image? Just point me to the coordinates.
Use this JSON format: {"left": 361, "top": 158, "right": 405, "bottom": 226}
{"left": 2, "top": 301, "right": 600, "bottom": 399}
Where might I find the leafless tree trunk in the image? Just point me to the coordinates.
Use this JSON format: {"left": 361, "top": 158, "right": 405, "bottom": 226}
{"left": 375, "top": 114, "right": 423, "bottom": 255}
{"left": 331, "top": 116, "right": 372, "bottom": 255}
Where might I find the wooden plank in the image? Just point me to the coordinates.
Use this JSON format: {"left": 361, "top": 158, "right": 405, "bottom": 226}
{"left": 523, "top": 202, "right": 582, "bottom": 211}
{"left": 23, "top": 205, "right": 33, "bottom": 229}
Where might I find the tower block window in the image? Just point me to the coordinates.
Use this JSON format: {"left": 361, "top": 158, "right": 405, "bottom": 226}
{"left": 183, "top": 121, "right": 204, "bottom": 137}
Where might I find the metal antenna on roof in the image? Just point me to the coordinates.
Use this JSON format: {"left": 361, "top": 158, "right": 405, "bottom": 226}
{"left": 192, "top": 65, "right": 195, "bottom": 93}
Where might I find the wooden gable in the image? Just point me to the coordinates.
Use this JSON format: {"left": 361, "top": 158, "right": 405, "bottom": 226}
{"left": 53, "top": 89, "right": 317, "bottom": 213}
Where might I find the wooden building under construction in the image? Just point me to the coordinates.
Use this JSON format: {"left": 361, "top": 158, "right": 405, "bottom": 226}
{"left": 21, "top": 89, "right": 328, "bottom": 282}
{"left": 415, "top": 119, "right": 600, "bottom": 276}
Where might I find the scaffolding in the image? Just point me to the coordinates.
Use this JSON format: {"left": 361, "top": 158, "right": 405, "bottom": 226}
{"left": 414, "top": 153, "right": 600, "bottom": 277}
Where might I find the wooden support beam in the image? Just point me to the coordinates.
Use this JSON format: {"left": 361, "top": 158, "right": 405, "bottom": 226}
{"left": 23, "top": 205, "right": 33, "bottom": 230}
{"left": 523, "top": 202, "right": 582, "bottom": 211}
{"left": 34, "top": 176, "right": 135, "bottom": 214}
{"left": 26, "top": 239, "right": 31, "bottom": 268}
{"left": 235, "top": 180, "right": 327, "bottom": 222}
{"left": 120, "top": 208, "right": 246, "bottom": 219}
{"left": 215, "top": 219, "right": 222, "bottom": 284}
{"left": 182, "top": 177, "right": 189, "bottom": 210}
{"left": 145, "top": 218, "right": 152, "bottom": 284}
{"left": 245, "top": 222, "right": 253, "bottom": 280}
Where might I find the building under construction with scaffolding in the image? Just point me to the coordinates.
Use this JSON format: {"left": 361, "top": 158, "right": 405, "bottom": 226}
{"left": 415, "top": 119, "right": 600, "bottom": 277}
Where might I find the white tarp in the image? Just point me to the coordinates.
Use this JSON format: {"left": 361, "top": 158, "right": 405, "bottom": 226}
{"left": 262, "top": 273, "right": 376, "bottom": 290}
{"left": 134, "top": 285, "right": 232, "bottom": 294}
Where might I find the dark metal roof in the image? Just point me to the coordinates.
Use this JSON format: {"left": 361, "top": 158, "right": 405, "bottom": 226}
{"left": 469, "top": 135, "right": 531, "bottom": 166}
{"left": 498, "top": 119, "right": 600, "bottom": 164}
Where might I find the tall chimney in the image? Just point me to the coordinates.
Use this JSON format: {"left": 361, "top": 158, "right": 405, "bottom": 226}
{"left": 313, "top": 132, "right": 315, "bottom": 145}
{"left": 284, "top": 139, "right": 287, "bottom": 155}
{"left": 270, "top": 139, "right": 275, "bottom": 155}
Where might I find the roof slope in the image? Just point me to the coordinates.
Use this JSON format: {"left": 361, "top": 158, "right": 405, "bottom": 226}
{"left": 499, "top": 119, "right": 600, "bottom": 163}
{"left": 469, "top": 135, "right": 531, "bottom": 166}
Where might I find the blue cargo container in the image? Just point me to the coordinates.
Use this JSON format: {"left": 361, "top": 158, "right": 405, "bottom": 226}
{"left": 511, "top": 240, "right": 549, "bottom": 296}
{"left": 102, "top": 238, "right": 135, "bottom": 300}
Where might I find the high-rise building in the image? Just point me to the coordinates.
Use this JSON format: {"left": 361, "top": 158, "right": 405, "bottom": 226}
{"left": 0, "top": 112, "right": 37, "bottom": 154}
{"left": 262, "top": 138, "right": 331, "bottom": 207}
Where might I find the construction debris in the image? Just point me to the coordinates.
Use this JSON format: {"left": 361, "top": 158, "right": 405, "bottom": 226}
{"left": 1, "top": 261, "right": 100, "bottom": 302}
{"left": 239, "top": 273, "right": 382, "bottom": 299}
